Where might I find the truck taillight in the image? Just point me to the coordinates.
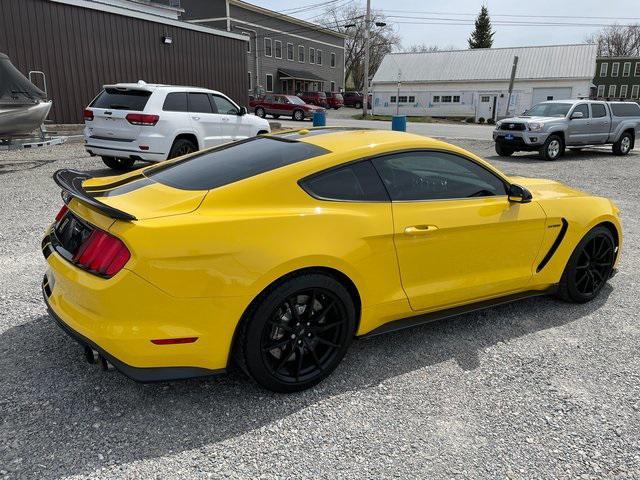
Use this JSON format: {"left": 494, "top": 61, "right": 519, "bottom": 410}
{"left": 126, "top": 113, "right": 159, "bottom": 126}
{"left": 73, "top": 230, "right": 130, "bottom": 278}
{"left": 83, "top": 109, "right": 94, "bottom": 121}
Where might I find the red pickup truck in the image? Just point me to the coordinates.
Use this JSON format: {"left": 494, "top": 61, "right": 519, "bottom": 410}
{"left": 249, "top": 94, "right": 324, "bottom": 121}
{"left": 324, "top": 92, "right": 344, "bottom": 109}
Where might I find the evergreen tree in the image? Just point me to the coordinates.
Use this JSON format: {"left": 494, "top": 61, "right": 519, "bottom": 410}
{"left": 468, "top": 6, "right": 495, "bottom": 49}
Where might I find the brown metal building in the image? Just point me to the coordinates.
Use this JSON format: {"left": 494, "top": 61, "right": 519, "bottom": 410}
{"left": 0, "top": 0, "right": 249, "bottom": 124}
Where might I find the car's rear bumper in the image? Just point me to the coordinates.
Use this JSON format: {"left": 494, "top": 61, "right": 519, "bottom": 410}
{"left": 83, "top": 127, "right": 169, "bottom": 162}
{"left": 493, "top": 130, "right": 550, "bottom": 150}
{"left": 85, "top": 143, "right": 167, "bottom": 162}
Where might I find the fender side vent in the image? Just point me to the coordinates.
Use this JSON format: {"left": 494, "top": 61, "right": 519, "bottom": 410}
{"left": 537, "top": 218, "right": 569, "bottom": 273}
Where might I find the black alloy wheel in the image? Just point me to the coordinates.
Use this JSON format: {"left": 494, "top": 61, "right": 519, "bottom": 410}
{"left": 236, "top": 274, "right": 355, "bottom": 392}
{"left": 557, "top": 226, "right": 615, "bottom": 303}
{"left": 168, "top": 138, "right": 196, "bottom": 159}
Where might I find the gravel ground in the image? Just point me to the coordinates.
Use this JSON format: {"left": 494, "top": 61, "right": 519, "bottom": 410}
{"left": 1, "top": 139, "right": 639, "bottom": 479}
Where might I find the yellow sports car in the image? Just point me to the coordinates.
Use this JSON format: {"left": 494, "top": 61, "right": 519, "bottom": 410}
{"left": 42, "top": 128, "right": 622, "bottom": 392}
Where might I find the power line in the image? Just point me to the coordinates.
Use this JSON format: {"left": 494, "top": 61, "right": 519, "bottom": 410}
{"left": 376, "top": 9, "right": 640, "bottom": 21}
{"left": 390, "top": 19, "right": 638, "bottom": 28}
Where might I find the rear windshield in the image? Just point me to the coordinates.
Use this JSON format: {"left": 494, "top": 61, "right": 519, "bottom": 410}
{"left": 91, "top": 88, "right": 151, "bottom": 111}
{"left": 146, "top": 137, "right": 329, "bottom": 190}
{"left": 611, "top": 102, "right": 640, "bottom": 117}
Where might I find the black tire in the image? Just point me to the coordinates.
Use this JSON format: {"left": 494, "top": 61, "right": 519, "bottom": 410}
{"left": 293, "top": 109, "right": 305, "bottom": 121}
{"left": 255, "top": 107, "right": 266, "bottom": 118}
{"left": 272, "top": 114, "right": 280, "bottom": 119}
{"left": 556, "top": 225, "right": 616, "bottom": 303}
{"left": 354, "top": 101, "right": 362, "bottom": 109}
{"left": 235, "top": 273, "right": 356, "bottom": 392}
{"left": 539, "top": 134, "right": 564, "bottom": 161}
{"left": 495, "top": 142, "right": 515, "bottom": 157}
{"left": 168, "top": 138, "right": 197, "bottom": 159}
{"left": 101, "top": 156, "right": 135, "bottom": 171}
{"left": 612, "top": 131, "right": 633, "bottom": 156}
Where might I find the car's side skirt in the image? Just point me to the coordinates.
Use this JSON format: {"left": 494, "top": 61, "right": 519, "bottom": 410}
{"left": 360, "top": 286, "right": 558, "bottom": 339}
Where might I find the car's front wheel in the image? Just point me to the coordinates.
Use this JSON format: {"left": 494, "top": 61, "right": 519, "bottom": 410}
{"left": 557, "top": 225, "right": 616, "bottom": 303}
{"left": 495, "top": 142, "right": 515, "bottom": 157}
{"left": 235, "top": 273, "right": 356, "bottom": 392}
{"left": 101, "top": 156, "right": 135, "bottom": 171}
{"left": 293, "top": 109, "right": 305, "bottom": 121}
{"left": 540, "top": 134, "right": 564, "bottom": 161}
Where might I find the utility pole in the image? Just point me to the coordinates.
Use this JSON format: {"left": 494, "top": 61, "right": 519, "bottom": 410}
{"left": 505, "top": 55, "right": 519, "bottom": 118}
{"left": 362, "top": 0, "right": 371, "bottom": 117}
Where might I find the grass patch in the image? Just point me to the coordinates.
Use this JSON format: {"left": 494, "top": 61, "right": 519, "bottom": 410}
{"left": 351, "top": 114, "right": 435, "bottom": 123}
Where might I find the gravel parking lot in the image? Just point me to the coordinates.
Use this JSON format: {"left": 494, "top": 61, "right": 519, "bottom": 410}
{"left": 1, "top": 137, "right": 639, "bottom": 479}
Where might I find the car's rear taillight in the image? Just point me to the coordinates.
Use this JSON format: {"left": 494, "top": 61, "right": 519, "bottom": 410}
{"left": 55, "top": 204, "right": 69, "bottom": 221}
{"left": 126, "top": 113, "right": 159, "bottom": 126}
{"left": 73, "top": 230, "right": 130, "bottom": 278}
{"left": 83, "top": 109, "right": 94, "bottom": 121}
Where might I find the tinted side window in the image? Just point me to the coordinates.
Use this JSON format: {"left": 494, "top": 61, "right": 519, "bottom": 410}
{"left": 372, "top": 151, "right": 507, "bottom": 201}
{"left": 591, "top": 104, "right": 607, "bottom": 118}
{"left": 611, "top": 102, "right": 640, "bottom": 116}
{"left": 301, "top": 161, "right": 388, "bottom": 201}
{"left": 187, "top": 93, "right": 213, "bottom": 113}
{"left": 573, "top": 104, "right": 590, "bottom": 118}
{"left": 91, "top": 88, "right": 151, "bottom": 111}
{"left": 211, "top": 95, "right": 238, "bottom": 114}
{"left": 162, "top": 92, "right": 188, "bottom": 112}
{"left": 146, "top": 137, "right": 328, "bottom": 191}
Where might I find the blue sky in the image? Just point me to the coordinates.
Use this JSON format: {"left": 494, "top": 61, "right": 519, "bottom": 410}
{"left": 256, "top": 0, "right": 639, "bottom": 50}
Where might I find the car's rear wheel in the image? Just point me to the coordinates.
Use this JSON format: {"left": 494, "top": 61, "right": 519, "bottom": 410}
{"left": 354, "top": 101, "right": 362, "bottom": 109}
{"left": 540, "top": 134, "right": 564, "bottom": 161}
{"left": 168, "top": 138, "right": 196, "bottom": 159}
{"left": 293, "top": 109, "right": 305, "bottom": 121}
{"left": 101, "top": 156, "right": 135, "bottom": 171}
{"left": 495, "top": 142, "right": 515, "bottom": 157}
{"left": 557, "top": 225, "right": 616, "bottom": 303}
{"left": 236, "top": 274, "right": 355, "bottom": 392}
{"left": 613, "top": 132, "right": 633, "bottom": 155}
{"left": 255, "top": 107, "right": 266, "bottom": 118}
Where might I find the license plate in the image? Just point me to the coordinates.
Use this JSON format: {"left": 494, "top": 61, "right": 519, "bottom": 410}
{"left": 505, "top": 134, "right": 514, "bottom": 141}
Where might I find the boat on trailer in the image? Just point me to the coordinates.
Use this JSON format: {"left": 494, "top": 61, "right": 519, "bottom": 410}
{"left": 0, "top": 53, "right": 52, "bottom": 137}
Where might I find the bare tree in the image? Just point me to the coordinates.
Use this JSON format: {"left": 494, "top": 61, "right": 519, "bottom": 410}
{"left": 319, "top": 5, "right": 400, "bottom": 90}
{"left": 586, "top": 24, "right": 640, "bottom": 56}
{"left": 404, "top": 43, "right": 458, "bottom": 53}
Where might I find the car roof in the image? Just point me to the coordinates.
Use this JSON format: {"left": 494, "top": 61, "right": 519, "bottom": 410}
{"left": 102, "top": 82, "right": 224, "bottom": 95}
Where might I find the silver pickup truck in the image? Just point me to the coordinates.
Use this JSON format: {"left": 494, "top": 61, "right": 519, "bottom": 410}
{"left": 493, "top": 100, "right": 640, "bottom": 160}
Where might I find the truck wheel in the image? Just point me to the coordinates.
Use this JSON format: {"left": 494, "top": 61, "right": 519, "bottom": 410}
{"left": 495, "top": 143, "right": 515, "bottom": 157}
{"left": 612, "top": 132, "right": 633, "bottom": 156}
{"left": 540, "top": 135, "right": 564, "bottom": 161}
{"left": 101, "top": 156, "right": 135, "bottom": 171}
{"left": 354, "top": 101, "right": 362, "bottom": 109}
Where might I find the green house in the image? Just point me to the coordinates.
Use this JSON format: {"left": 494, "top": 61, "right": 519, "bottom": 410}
{"left": 593, "top": 57, "right": 640, "bottom": 101}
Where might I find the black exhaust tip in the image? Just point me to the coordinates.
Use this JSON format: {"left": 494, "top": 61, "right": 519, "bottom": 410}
{"left": 99, "top": 355, "right": 114, "bottom": 371}
{"left": 84, "top": 346, "right": 98, "bottom": 364}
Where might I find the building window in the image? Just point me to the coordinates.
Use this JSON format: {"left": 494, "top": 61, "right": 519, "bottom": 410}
{"left": 597, "top": 84, "right": 605, "bottom": 97}
{"left": 264, "top": 38, "right": 272, "bottom": 57}
{"left": 599, "top": 62, "right": 608, "bottom": 77}
{"left": 309, "top": 47, "right": 315, "bottom": 64}
{"left": 275, "top": 40, "right": 282, "bottom": 59}
{"left": 631, "top": 85, "right": 639, "bottom": 99}
{"left": 623, "top": 62, "right": 631, "bottom": 77}
{"left": 317, "top": 50, "right": 322, "bottom": 65}
{"left": 287, "top": 43, "right": 294, "bottom": 61}
{"left": 608, "top": 84, "right": 617, "bottom": 97}
{"left": 409, "top": 96, "right": 415, "bottom": 102}
{"left": 453, "top": 95, "right": 460, "bottom": 103}
{"left": 390, "top": 96, "right": 396, "bottom": 103}
{"left": 480, "top": 95, "right": 490, "bottom": 102}
{"left": 298, "top": 45, "right": 305, "bottom": 62}
{"left": 247, "top": 72, "right": 252, "bottom": 91}
{"left": 330, "top": 81, "right": 335, "bottom": 92}
{"left": 611, "top": 62, "right": 619, "bottom": 77}
{"left": 398, "top": 95, "right": 408, "bottom": 103}
{"left": 635, "top": 62, "right": 640, "bottom": 76}
{"left": 441, "top": 95, "right": 452, "bottom": 102}
{"left": 242, "top": 32, "right": 251, "bottom": 53}
{"left": 620, "top": 85, "right": 628, "bottom": 98}
{"left": 433, "top": 95, "right": 440, "bottom": 103}
{"left": 330, "top": 52, "right": 336, "bottom": 68}
{"left": 266, "top": 74, "right": 273, "bottom": 92}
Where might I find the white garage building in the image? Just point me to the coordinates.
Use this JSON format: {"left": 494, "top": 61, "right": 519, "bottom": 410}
{"left": 371, "top": 44, "right": 597, "bottom": 122}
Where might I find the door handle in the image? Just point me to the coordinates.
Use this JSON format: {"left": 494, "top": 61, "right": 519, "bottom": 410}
{"left": 404, "top": 225, "right": 438, "bottom": 235}
{"left": 192, "top": 116, "right": 200, "bottom": 121}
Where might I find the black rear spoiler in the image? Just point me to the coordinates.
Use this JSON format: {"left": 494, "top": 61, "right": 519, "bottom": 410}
{"left": 53, "top": 169, "right": 137, "bottom": 221}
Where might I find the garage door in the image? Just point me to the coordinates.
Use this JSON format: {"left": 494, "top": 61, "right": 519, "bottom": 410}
{"left": 532, "top": 87, "right": 572, "bottom": 105}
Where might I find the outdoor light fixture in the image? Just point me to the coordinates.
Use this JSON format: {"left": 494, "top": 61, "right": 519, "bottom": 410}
{"left": 162, "top": 35, "right": 173, "bottom": 45}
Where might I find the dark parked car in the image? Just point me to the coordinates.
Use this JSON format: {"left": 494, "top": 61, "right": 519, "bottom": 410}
{"left": 342, "top": 91, "right": 371, "bottom": 109}
{"left": 249, "top": 94, "right": 324, "bottom": 121}
{"left": 297, "top": 91, "right": 328, "bottom": 108}
{"left": 324, "top": 92, "right": 344, "bottom": 110}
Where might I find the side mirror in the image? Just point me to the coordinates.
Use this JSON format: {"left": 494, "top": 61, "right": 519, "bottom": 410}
{"left": 508, "top": 184, "right": 533, "bottom": 204}
{"left": 570, "top": 111, "right": 584, "bottom": 119}
{"left": 238, "top": 106, "right": 247, "bottom": 116}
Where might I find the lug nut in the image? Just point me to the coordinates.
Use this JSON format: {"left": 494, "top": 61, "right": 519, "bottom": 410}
{"left": 291, "top": 334, "right": 296, "bottom": 339}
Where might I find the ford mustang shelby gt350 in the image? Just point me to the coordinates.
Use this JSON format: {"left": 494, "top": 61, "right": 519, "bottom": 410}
{"left": 42, "top": 128, "right": 622, "bottom": 392}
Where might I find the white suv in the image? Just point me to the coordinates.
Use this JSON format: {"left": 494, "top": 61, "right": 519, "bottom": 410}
{"left": 83, "top": 82, "right": 270, "bottom": 170}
